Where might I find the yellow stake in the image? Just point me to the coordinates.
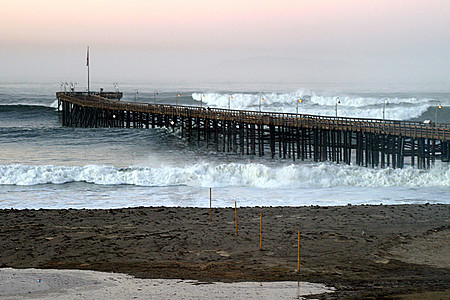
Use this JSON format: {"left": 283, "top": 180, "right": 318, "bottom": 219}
{"left": 260, "top": 213, "right": 263, "bottom": 250}
{"left": 297, "top": 230, "right": 301, "bottom": 273}
{"left": 235, "top": 201, "right": 238, "bottom": 236}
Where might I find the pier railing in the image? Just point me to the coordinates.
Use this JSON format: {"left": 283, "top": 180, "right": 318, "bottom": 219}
{"left": 56, "top": 92, "right": 449, "bottom": 141}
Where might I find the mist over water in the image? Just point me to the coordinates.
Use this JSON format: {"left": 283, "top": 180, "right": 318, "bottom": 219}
{"left": 0, "top": 81, "right": 449, "bottom": 209}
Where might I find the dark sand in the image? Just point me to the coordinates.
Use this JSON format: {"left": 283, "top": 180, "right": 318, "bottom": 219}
{"left": 0, "top": 204, "right": 449, "bottom": 299}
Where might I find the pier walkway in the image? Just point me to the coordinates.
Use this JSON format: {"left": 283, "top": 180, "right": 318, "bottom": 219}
{"left": 56, "top": 92, "right": 450, "bottom": 169}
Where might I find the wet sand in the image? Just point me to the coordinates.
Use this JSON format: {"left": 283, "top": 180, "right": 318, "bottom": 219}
{"left": 0, "top": 204, "right": 449, "bottom": 299}
{"left": 0, "top": 268, "right": 334, "bottom": 299}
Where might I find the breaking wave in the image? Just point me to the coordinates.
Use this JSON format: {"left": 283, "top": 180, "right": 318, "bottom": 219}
{"left": 0, "top": 100, "right": 58, "bottom": 109}
{"left": 192, "top": 92, "right": 437, "bottom": 120}
{"left": 1, "top": 163, "right": 448, "bottom": 188}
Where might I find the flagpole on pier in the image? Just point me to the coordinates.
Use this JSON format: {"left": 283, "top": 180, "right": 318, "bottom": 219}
{"left": 87, "top": 46, "right": 90, "bottom": 95}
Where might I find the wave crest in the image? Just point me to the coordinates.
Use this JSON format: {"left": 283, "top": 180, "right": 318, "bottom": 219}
{"left": 1, "top": 163, "right": 448, "bottom": 188}
{"left": 192, "top": 91, "right": 435, "bottom": 120}
{"left": 0, "top": 100, "right": 58, "bottom": 109}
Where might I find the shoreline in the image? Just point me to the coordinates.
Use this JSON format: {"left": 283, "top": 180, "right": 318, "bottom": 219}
{"left": 1, "top": 204, "right": 449, "bottom": 298}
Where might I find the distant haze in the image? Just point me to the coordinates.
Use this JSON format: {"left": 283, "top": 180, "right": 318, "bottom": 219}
{"left": 0, "top": 0, "right": 448, "bottom": 86}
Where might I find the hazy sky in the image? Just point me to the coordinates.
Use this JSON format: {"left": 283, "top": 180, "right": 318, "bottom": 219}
{"left": 0, "top": 0, "right": 449, "bottom": 85}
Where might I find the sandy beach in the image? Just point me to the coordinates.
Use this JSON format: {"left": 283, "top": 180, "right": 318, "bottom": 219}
{"left": 0, "top": 204, "right": 449, "bottom": 299}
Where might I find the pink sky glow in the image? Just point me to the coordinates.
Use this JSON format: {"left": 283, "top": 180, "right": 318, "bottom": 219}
{"left": 0, "top": 0, "right": 448, "bottom": 83}
{"left": 1, "top": 0, "right": 446, "bottom": 48}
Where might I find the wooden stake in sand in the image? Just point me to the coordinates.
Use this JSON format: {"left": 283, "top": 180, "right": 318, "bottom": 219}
{"left": 260, "top": 213, "right": 263, "bottom": 250}
{"left": 297, "top": 230, "right": 301, "bottom": 273}
{"left": 209, "top": 188, "right": 212, "bottom": 221}
{"left": 235, "top": 201, "right": 238, "bottom": 236}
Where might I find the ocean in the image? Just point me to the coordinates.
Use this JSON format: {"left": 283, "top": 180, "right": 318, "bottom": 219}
{"left": 1, "top": 81, "right": 449, "bottom": 209}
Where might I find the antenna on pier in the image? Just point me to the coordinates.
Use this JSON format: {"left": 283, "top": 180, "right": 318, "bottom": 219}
{"left": 86, "top": 46, "right": 90, "bottom": 95}
{"left": 113, "top": 82, "right": 119, "bottom": 93}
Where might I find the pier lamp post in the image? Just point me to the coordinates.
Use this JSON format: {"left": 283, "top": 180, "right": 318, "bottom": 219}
{"left": 435, "top": 102, "right": 442, "bottom": 123}
{"left": 153, "top": 90, "right": 159, "bottom": 104}
{"left": 70, "top": 82, "right": 77, "bottom": 94}
{"left": 176, "top": 92, "right": 181, "bottom": 106}
{"left": 228, "top": 95, "right": 233, "bottom": 110}
{"left": 296, "top": 98, "right": 303, "bottom": 114}
{"left": 335, "top": 97, "right": 341, "bottom": 117}
{"left": 259, "top": 96, "right": 265, "bottom": 112}
{"left": 382, "top": 98, "right": 388, "bottom": 120}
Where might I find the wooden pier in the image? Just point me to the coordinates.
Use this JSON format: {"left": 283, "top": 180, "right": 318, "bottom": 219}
{"left": 56, "top": 92, "right": 450, "bottom": 169}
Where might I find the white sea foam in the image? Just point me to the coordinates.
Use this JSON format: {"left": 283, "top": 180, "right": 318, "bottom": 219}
{"left": 192, "top": 92, "right": 437, "bottom": 120}
{"left": 0, "top": 102, "right": 57, "bottom": 108}
{"left": 50, "top": 100, "right": 59, "bottom": 108}
{"left": 1, "top": 163, "right": 448, "bottom": 188}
